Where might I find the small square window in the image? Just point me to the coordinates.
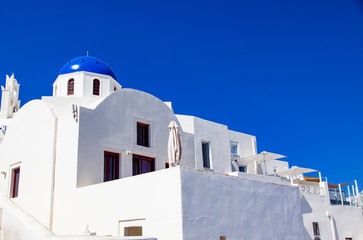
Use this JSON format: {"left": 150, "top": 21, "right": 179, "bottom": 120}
{"left": 137, "top": 122, "right": 149, "bottom": 147}
{"left": 10, "top": 167, "right": 20, "bottom": 198}
{"left": 239, "top": 166, "right": 247, "bottom": 172}
{"left": 312, "top": 222, "right": 320, "bottom": 236}
{"left": 104, "top": 152, "right": 119, "bottom": 182}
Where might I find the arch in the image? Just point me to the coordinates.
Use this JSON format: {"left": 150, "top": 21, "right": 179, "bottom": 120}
{"left": 93, "top": 79, "right": 100, "bottom": 95}
{"left": 68, "top": 79, "right": 74, "bottom": 95}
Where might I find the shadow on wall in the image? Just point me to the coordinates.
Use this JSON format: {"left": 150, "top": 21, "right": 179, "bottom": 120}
{"left": 304, "top": 227, "right": 313, "bottom": 240}
{"left": 256, "top": 163, "right": 263, "bottom": 175}
{"left": 300, "top": 195, "right": 313, "bottom": 214}
{"left": 332, "top": 217, "right": 339, "bottom": 240}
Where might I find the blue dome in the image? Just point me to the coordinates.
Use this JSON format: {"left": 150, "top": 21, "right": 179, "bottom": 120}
{"left": 59, "top": 56, "right": 116, "bottom": 80}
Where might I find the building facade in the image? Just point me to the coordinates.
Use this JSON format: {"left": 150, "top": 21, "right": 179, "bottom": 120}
{"left": 0, "top": 56, "right": 361, "bottom": 240}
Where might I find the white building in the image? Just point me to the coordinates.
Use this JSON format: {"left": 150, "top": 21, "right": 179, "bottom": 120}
{"left": 0, "top": 56, "right": 361, "bottom": 240}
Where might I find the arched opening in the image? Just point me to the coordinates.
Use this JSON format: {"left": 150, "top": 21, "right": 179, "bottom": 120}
{"left": 68, "top": 79, "right": 74, "bottom": 95}
{"left": 93, "top": 79, "right": 100, "bottom": 95}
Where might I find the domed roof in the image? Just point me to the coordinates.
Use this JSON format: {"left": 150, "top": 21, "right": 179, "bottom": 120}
{"left": 59, "top": 56, "right": 116, "bottom": 80}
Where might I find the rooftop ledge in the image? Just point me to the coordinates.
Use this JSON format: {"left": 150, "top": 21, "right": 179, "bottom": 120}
{"left": 228, "top": 170, "right": 292, "bottom": 186}
{"left": 48, "top": 236, "right": 156, "bottom": 240}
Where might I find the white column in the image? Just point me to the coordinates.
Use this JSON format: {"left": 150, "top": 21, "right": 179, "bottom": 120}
{"left": 352, "top": 186, "right": 356, "bottom": 206}
{"left": 338, "top": 184, "right": 343, "bottom": 206}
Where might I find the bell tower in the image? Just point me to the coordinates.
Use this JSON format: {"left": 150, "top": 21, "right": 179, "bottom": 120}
{"left": 0, "top": 73, "right": 20, "bottom": 119}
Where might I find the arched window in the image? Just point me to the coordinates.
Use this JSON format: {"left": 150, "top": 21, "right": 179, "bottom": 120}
{"left": 93, "top": 79, "right": 100, "bottom": 95}
{"left": 68, "top": 79, "right": 74, "bottom": 95}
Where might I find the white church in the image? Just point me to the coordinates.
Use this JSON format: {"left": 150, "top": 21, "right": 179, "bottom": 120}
{"left": 0, "top": 56, "right": 361, "bottom": 240}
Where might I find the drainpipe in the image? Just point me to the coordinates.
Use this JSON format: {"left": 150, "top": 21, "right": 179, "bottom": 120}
{"left": 49, "top": 116, "right": 58, "bottom": 231}
{"left": 326, "top": 212, "right": 337, "bottom": 240}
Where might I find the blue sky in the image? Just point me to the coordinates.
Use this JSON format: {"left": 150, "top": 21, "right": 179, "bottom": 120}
{"left": 0, "top": 0, "right": 362, "bottom": 188}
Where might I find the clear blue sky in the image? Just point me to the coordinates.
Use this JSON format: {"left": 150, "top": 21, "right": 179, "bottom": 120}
{"left": 0, "top": 0, "right": 362, "bottom": 188}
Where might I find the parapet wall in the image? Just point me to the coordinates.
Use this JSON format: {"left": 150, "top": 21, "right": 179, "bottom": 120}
{"left": 180, "top": 167, "right": 305, "bottom": 240}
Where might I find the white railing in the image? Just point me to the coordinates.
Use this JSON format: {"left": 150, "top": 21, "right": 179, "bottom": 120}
{"left": 299, "top": 184, "right": 325, "bottom": 196}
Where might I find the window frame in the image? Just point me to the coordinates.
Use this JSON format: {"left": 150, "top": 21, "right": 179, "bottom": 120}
{"left": 312, "top": 222, "right": 320, "bottom": 236}
{"left": 230, "top": 142, "right": 239, "bottom": 156}
{"left": 68, "top": 78, "right": 74, "bottom": 95}
{"left": 239, "top": 165, "right": 247, "bottom": 172}
{"left": 104, "top": 151, "right": 120, "bottom": 182}
{"left": 10, "top": 166, "right": 20, "bottom": 198}
{"left": 93, "top": 79, "right": 100, "bottom": 96}
{"left": 137, "top": 122, "right": 150, "bottom": 147}
{"left": 202, "top": 141, "right": 211, "bottom": 169}
{"left": 132, "top": 154, "right": 155, "bottom": 176}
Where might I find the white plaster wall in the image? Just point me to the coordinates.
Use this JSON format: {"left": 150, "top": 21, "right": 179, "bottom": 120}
{"left": 0, "top": 196, "right": 54, "bottom": 240}
{"left": 180, "top": 167, "right": 305, "bottom": 240}
{"left": 228, "top": 130, "right": 256, "bottom": 158}
{"left": 53, "top": 72, "right": 120, "bottom": 98}
{"left": 83, "top": 72, "right": 121, "bottom": 97}
{"left": 265, "top": 159, "right": 289, "bottom": 176}
{"left": 331, "top": 205, "right": 363, "bottom": 240}
{"left": 193, "top": 117, "right": 230, "bottom": 172}
{"left": 53, "top": 72, "right": 84, "bottom": 97}
{"left": 52, "top": 167, "right": 183, "bottom": 240}
{"left": 228, "top": 130, "right": 257, "bottom": 174}
{"left": 76, "top": 88, "right": 182, "bottom": 187}
{"left": 0, "top": 100, "right": 56, "bottom": 228}
{"left": 301, "top": 190, "right": 363, "bottom": 240}
{"left": 176, "top": 115, "right": 257, "bottom": 175}
{"left": 300, "top": 193, "right": 333, "bottom": 240}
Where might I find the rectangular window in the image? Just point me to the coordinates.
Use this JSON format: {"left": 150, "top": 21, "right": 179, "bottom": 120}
{"left": 104, "top": 152, "right": 119, "bottom": 182}
{"left": 10, "top": 167, "right": 20, "bottom": 198}
{"left": 124, "top": 226, "right": 142, "bottom": 236}
{"left": 132, "top": 155, "right": 155, "bottom": 176}
{"left": 239, "top": 166, "right": 247, "bottom": 172}
{"left": 202, "top": 142, "right": 211, "bottom": 168}
{"left": 137, "top": 122, "right": 149, "bottom": 147}
{"left": 230, "top": 142, "right": 238, "bottom": 155}
{"left": 313, "top": 222, "right": 320, "bottom": 236}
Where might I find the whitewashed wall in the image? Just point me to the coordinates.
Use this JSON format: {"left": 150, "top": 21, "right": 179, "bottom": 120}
{"left": 331, "top": 205, "right": 363, "bottom": 239}
{"left": 301, "top": 187, "right": 363, "bottom": 240}
{"left": 52, "top": 167, "right": 183, "bottom": 240}
{"left": 0, "top": 100, "right": 56, "bottom": 228}
{"left": 176, "top": 115, "right": 257, "bottom": 174}
{"left": 76, "top": 88, "right": 182, "bottom": 187}
{"left": 53, "top": 72, "right": 120, "bottom": 98}
{"left": 180, "top": 167, "right": 305, "bottom": 240}
{"left": 300, "top": 193, "right": 332, "bottom": 239}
